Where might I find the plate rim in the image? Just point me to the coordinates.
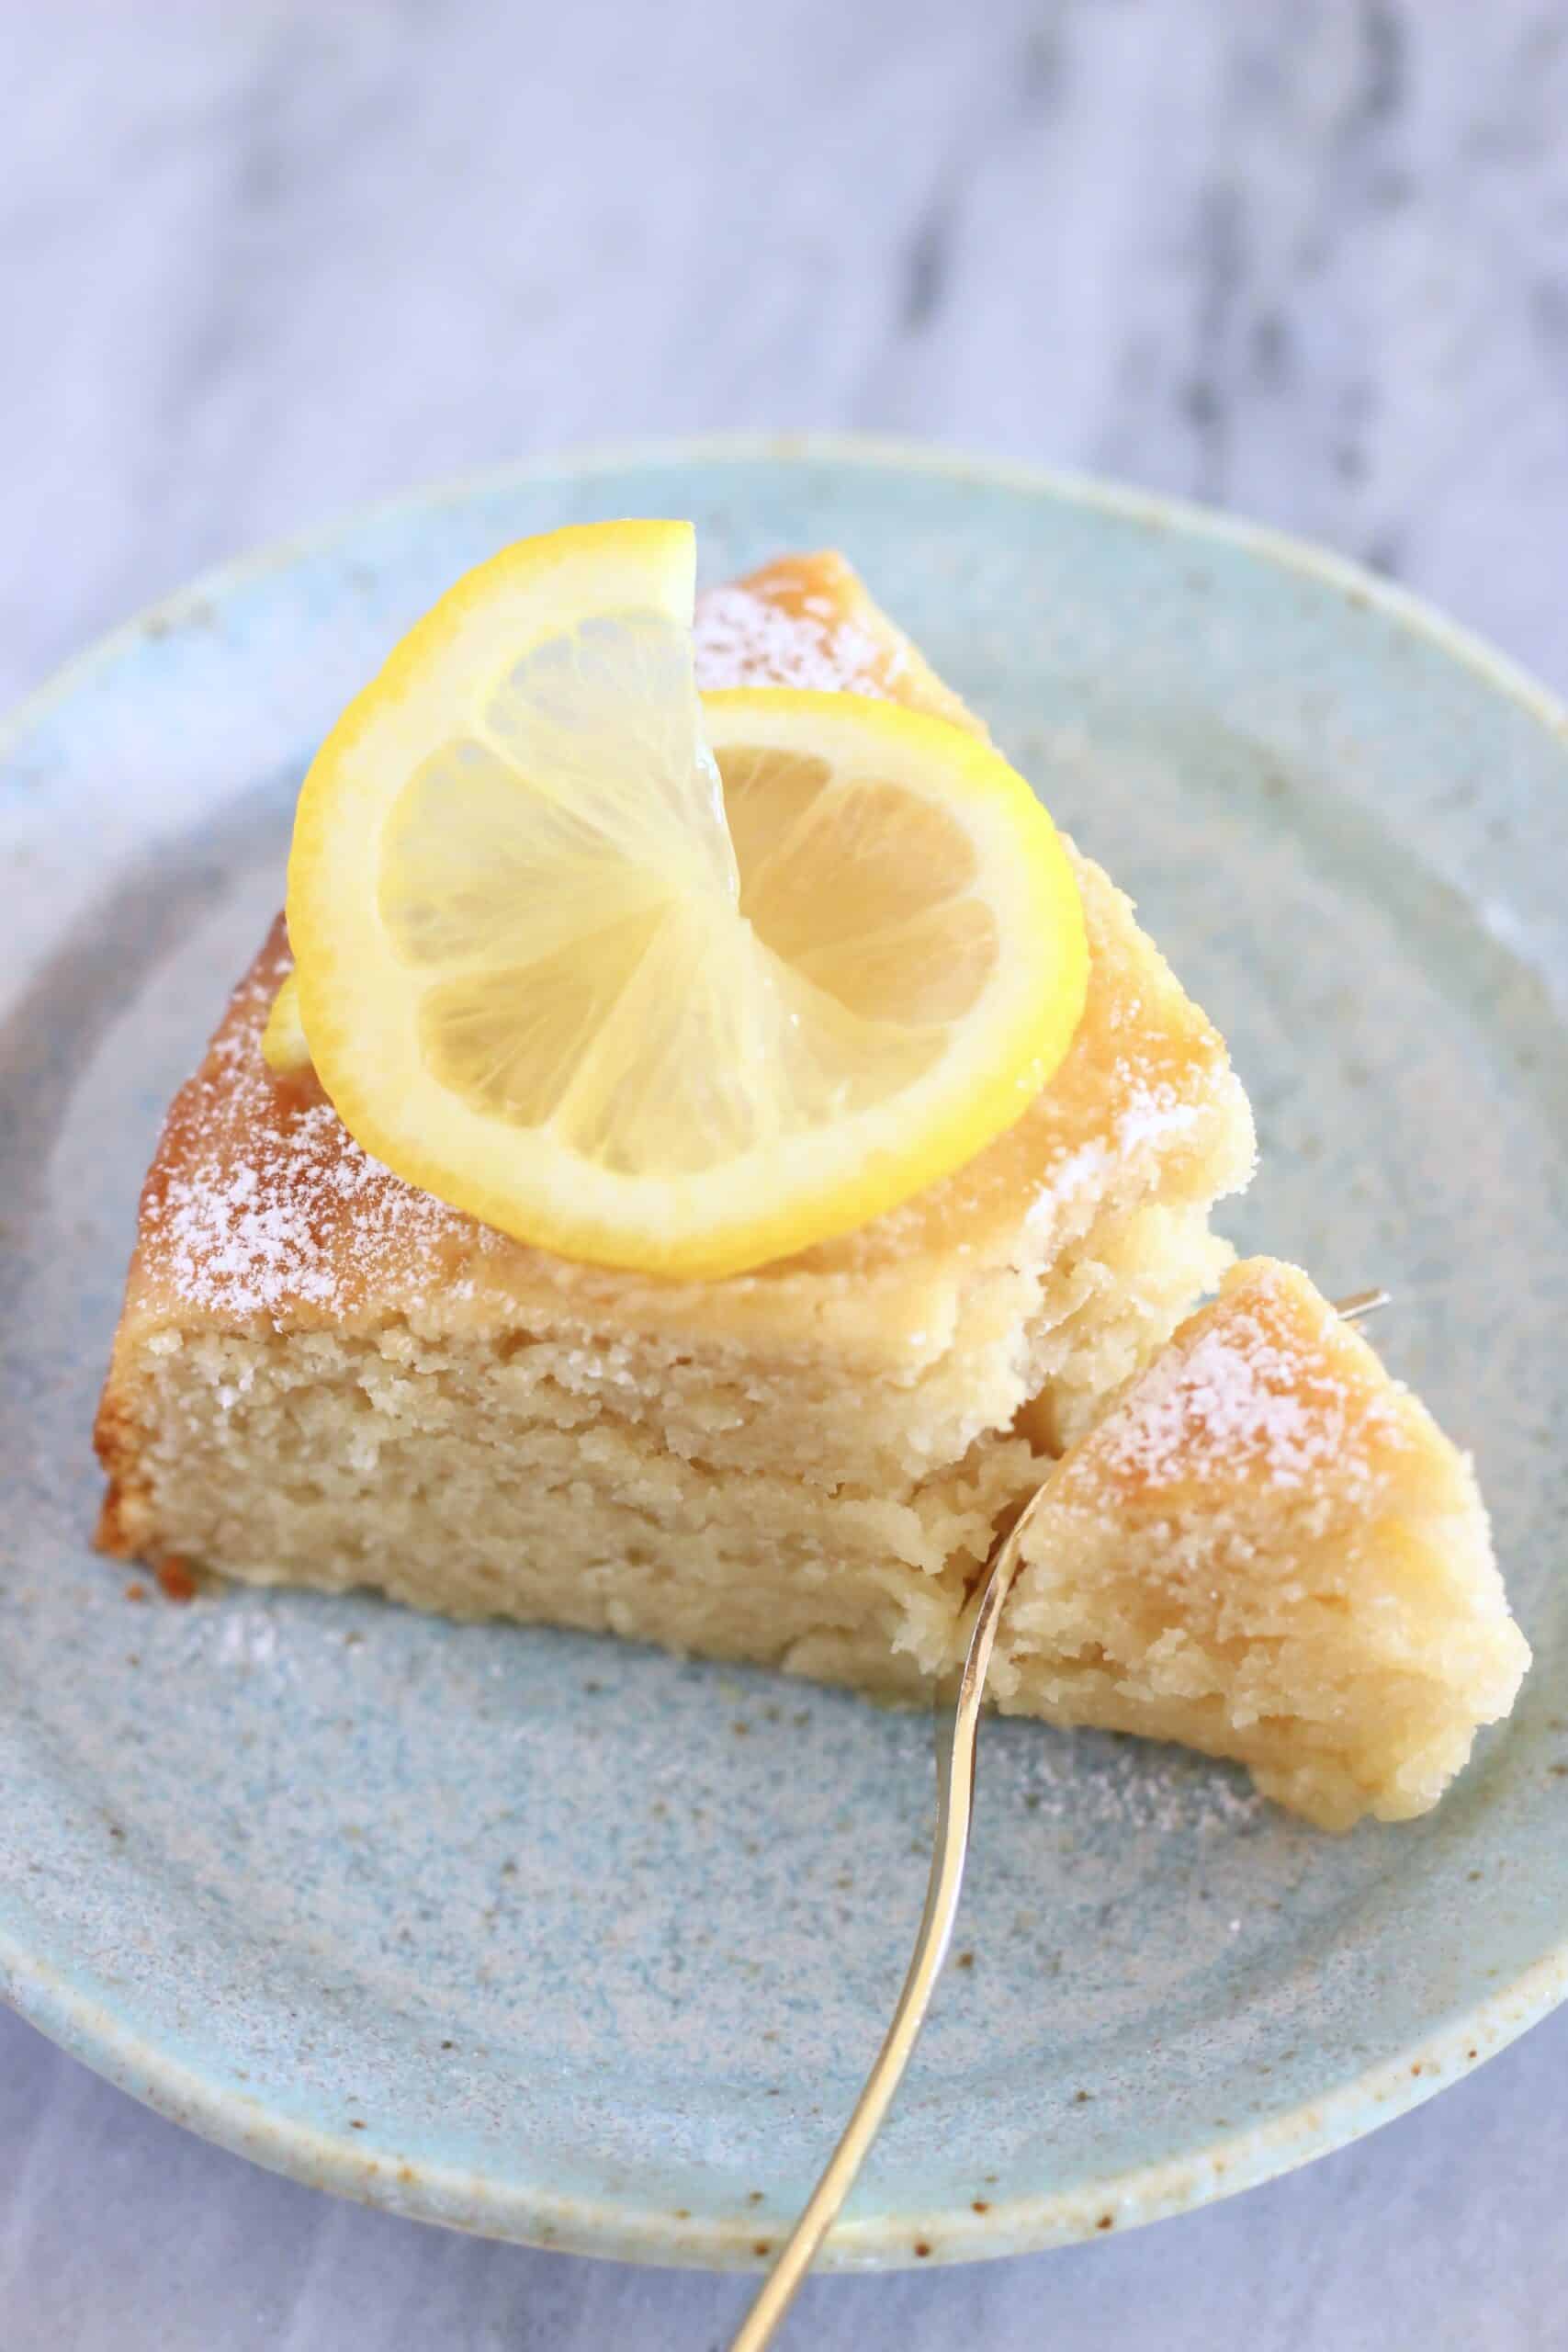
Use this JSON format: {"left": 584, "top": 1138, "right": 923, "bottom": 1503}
{"left": 4, "top": 429, "right": 1567, "bottom": 2271}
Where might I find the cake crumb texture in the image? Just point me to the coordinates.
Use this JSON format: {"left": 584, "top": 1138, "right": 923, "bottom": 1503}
{"left": 990, "top": 1261, "right": 1530, "bottom": 1828}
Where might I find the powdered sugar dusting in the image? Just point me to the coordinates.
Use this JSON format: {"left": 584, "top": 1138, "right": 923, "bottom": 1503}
{"left": 1109, "top": 1328, "right": 1328, "bottom": 1488}
{"left": 1028, "top": 1074, "right": 1205, "bottom": 1226}
{"left": 693, "top": 583, "right": 901, "bottom": 695}
{"left": 145, "top": 950, "right": 480, "bottom": 1324}
{"left": 1116, "top": 1088, "right": 1201, "bottom": 1154}
{"left": 1093, "top": 1266, "right": 1400, "bottom": 1491}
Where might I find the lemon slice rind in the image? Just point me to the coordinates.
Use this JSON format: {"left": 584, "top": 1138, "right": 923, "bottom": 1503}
{"left": 282, "top": 524, "right": 1088, "bottom": 1280}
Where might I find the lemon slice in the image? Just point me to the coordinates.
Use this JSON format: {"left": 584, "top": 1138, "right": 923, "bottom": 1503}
{"left": 282, "top": 520, "right": 1088, "bottom": 1279}
{"left": 261, "top": 970, "right": 310, "bottom": 1071}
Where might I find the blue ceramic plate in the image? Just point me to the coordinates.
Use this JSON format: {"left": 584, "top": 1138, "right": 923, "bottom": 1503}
{"left": 3, "top": 439, "right": 1567, "bottom": 2271}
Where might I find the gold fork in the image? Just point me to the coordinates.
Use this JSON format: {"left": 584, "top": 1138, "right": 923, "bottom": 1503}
{"left": 728, "top": 1289, "right": 1391, "bottom": 2349}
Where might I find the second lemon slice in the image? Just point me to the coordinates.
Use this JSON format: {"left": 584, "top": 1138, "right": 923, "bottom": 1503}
{"left": 281, "top": 520, "right": 1088, "bottom": 1279}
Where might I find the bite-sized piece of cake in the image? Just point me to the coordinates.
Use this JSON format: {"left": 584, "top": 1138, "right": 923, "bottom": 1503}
{"left": 988, "top": 1260, "right": 1529, "bottom": 1828}
{"left": 96, "top": 553, "right": 1253, "bottom": 1660}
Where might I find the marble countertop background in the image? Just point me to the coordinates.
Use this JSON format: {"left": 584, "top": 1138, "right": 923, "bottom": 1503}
{"left": 5, "top": 3, "right": 1568, "bottom": 2346}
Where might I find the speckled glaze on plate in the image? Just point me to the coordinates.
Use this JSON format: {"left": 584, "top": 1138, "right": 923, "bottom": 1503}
{"left": 3, "top": 437, "right": 1567, "bottom": 2272}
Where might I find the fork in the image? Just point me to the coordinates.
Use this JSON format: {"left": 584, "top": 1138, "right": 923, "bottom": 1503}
{"left": 728, "top": 1289, "right": 1391, "bottom": 2349}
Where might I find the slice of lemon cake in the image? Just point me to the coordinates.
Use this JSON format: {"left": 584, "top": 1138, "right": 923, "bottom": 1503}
{"left": 990, "top": 1261, "right": 1529, "bottom": 1827}
{"left": 94, "top": 531, "right": 1524, "bottom": 1825}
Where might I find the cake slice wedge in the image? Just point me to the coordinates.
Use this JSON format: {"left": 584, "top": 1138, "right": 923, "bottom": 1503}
{"left": 989, "top": 1260, "right": 1529, "bottom": 1827}
{"left": 95, "top": 544, "right": 1523, "bottom": 1823}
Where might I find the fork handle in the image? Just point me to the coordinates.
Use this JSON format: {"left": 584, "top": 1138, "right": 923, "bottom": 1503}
{"left": 727, "top": 1496, "right": 1038, "bottom": 2350}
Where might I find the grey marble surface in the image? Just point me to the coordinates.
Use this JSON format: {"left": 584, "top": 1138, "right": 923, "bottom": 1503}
{"left": 5, "top": 3, "right": 1568, "bottom": 2346}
